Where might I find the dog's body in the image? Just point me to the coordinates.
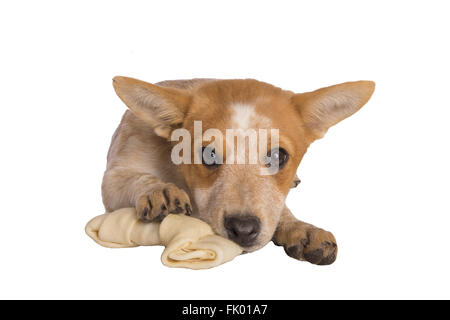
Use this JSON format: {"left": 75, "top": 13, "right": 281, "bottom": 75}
{"left": 102, "top": 77, "right": 375, "bottom": 265}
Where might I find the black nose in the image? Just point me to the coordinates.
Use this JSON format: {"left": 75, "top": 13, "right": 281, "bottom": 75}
{"left": 224, "top": 214, "right": 260, "bottom": 247}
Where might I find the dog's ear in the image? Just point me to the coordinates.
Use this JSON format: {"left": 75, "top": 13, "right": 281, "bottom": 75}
{"left": 112, "top": 76, "right": 191, "bottom": 138}
{"left": 292, "top": 81, "right": 375, "bottom": 139}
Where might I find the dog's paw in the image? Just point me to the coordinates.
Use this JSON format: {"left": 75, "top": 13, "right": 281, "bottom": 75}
{"left": 136, "top": 183, "right": 192, "bottom": 222}
{"left": 282, "top": 224, "right": 337, "bottom": 265}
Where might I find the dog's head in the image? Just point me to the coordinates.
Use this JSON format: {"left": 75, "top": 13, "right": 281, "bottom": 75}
{"left": 113, "top": 77, "right": 375, "bottom": 251}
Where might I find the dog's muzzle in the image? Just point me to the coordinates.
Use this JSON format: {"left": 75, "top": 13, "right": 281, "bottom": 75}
{"left": 224, "top": 213, "right": 261, "bottom": 247}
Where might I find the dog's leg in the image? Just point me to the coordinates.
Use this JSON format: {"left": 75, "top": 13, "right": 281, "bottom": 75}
{"left": 102, "top": 167, "right": 192, "bottom": 222}
{"left": 273, "top": 206, "right": 337, "bottom": 265}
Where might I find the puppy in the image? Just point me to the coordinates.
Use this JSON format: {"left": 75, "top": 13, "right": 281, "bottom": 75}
{"left": 102, "top": 77, "right": 375, "bottom": 265}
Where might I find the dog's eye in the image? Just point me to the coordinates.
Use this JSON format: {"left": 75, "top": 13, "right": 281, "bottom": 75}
{"left": 266, "top": 148, "right": 289, "bottom": 169}
{"left": 201, "top": 146, "right": 220, "bottom": 169}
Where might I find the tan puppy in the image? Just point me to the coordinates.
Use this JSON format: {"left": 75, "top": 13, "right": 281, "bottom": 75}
{"left": 102, "top": 77, "right": 375, "bottom": 265}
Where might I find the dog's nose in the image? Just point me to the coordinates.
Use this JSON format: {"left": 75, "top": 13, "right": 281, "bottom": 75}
{"left": 224, "top": 214, "right": 260, "bottom": 247}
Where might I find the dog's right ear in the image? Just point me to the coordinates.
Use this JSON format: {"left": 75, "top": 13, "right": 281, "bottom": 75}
{"left": 112, "top": 76, "right": 191, "bottom": 138}
{"left": 292, "top": 80, "right": 375, "bottom": 140}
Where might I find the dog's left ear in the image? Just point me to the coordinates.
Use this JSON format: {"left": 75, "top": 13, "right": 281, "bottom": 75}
{"left": 292, "top": 81, "right": 375, "bottom": 139}
{"left": 112, "top": 76, "right": 191, "bottom": 138}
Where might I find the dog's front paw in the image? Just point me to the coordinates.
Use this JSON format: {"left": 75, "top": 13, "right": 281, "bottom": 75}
{"left": 280, "top": 223, "right": 338, "bottom": 265}
{"left": 136, "top": 183, "right": 192, "bottom": 222}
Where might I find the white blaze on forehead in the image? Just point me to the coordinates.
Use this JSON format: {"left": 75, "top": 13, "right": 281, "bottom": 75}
{"left": 231, "top": 104, "right": 255, "bottom": 129}
{"left": 228, "top": 103, "right": 272, "bottom": 164}
{"left": 231, "top": 103, "right": 271, "bottom": 129}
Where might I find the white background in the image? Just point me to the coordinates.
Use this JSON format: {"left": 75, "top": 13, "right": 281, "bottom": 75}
{"left": 1, "top": 1, "right": 449, "bottom": 299}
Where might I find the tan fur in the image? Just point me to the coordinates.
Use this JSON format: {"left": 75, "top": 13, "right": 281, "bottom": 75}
{"left": 102, "top": 77, "right": 375, "bottom": 264}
